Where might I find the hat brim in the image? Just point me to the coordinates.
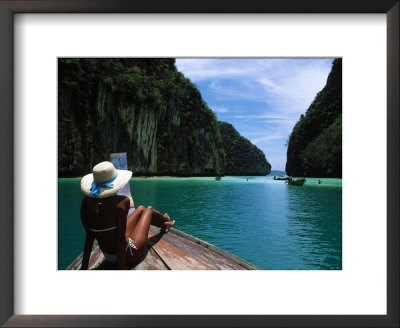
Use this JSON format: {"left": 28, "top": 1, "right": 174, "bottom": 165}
{"left": 80, "top": 169, "right": 132, "bottom": 198}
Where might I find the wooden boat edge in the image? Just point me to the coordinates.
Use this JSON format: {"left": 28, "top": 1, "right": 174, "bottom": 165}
{"left": 65, "top": 227, "right": 260, "bottom": 270}
{"left": 167, "top": 228, "right": 260, "bottom": 270}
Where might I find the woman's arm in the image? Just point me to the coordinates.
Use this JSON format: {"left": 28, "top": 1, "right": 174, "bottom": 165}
{"left": 81, "top": 232, "right": 95, "bottom": 270}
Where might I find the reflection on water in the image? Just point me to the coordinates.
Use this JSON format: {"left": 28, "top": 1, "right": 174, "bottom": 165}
{"left": 58, "top": 176, "right": 342, "bottom": 270}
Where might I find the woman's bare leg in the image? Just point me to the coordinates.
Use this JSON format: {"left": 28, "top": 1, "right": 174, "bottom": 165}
{"left": 127, "top": 207, "right": 175, "bottom": 249}
{"left": 125, "top": 206, "right": 175, "bottom": 264}
{"left": 126, "top": 206, "right": 155, "bottom": 262}
{"left": 125, "top": 205, "right": 145, "bottom": 237}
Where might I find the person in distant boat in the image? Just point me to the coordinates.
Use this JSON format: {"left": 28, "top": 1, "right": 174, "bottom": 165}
{"left": 79, "top": 161, "right": 175, "bottom": 270}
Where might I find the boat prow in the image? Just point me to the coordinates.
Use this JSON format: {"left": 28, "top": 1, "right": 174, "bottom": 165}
{"left": 66, "top": 225, "right": 259, "bottom": 270}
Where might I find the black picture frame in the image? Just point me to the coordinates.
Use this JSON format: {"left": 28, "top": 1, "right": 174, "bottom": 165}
{"left": 0, "top": 0, "right": 398, "bottom": 327}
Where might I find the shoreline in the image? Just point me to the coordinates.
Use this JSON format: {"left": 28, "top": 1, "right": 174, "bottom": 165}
{"left": 58, "top": 175, "right": 343, "bottom": 181}
{"left": 58, "top": 175, "right": 270, "bottom": 179}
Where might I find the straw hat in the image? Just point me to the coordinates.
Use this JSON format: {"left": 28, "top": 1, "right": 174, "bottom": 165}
{"left": 80, "top": 161, "right": 132, "bottom": 198}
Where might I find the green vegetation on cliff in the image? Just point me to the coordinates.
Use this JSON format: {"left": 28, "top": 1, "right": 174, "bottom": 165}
{"left": 285, "top": 58, "right": 342, "bottom": 177}
{"left": 59, "top": 58, "right": 225, "bottom": 177}
{"left": 58, "top": 58, "right": 270, "bottom": 177}
{"left": 219, "top": 122, "right": 271, "bottom": 175}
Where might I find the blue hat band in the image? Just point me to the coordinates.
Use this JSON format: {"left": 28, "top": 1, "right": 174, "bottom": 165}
{"left": 90, "top": 172, "right": 118, "bottom": 197}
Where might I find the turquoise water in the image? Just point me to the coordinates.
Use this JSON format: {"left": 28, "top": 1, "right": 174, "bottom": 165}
{"left": 58, "top": 176, "right": 342, "bottom": 270}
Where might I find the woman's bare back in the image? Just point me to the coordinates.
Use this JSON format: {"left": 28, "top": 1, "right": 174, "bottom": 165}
{"left": 80, "top": 195, "right": 130, "bottom": 254}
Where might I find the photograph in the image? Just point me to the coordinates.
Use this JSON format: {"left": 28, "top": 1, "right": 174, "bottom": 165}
{"left": 58, "top": 57, "right": 342, "bottom": 271}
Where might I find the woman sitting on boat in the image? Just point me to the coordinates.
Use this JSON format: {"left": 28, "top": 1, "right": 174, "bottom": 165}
{"left": 79, "top": 161, "right": 175, "bottom": 270}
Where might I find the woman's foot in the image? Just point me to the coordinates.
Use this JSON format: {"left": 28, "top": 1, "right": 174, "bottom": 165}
{"left": 162, "top": 213, "right": 175, "bottom": 232}
{"left": 163, "top": 213, "right": 170, "bottom": 221}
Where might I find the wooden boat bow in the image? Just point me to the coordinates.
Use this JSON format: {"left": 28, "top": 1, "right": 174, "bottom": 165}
{"left": 66, "top": 225, "right": 259, "bottom": 270}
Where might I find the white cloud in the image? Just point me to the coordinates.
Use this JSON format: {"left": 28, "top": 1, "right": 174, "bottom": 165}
{"left": 177, "top": 58, "right": 333, "bottom": 117}
{"left": 230, "top": 114, "right": 296, "bottom": 133}
{"left": 251, "top": 134, "right": 284, "bottom": 144}
{"left": 257, "top": 61, "right": 332, "bottom": 115}
{"left": 212, "top": 107, "right": 229, "bottom": 113}
{"left": 176, "top": 58, "right": 266, "bottom": 81}
{"left": 231, "top": 114, "right": 291, "bottom": 120}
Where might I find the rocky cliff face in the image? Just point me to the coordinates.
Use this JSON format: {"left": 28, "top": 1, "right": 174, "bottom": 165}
{"left": 285, "top": 58, "right": 342, "bottom": 178}
{"left": 219, "top": 122, "right": 271, "bottom": 176}
{"left": 58, "top": 58, "right": 270, "bottom": 177}
{"left": 58, "top": 58, "right": 225, "bottom": 177}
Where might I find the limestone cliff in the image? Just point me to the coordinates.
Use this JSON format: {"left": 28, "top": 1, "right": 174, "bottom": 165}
{"left": 58, "top": 58, "right": 225, "bottom": 177}
{"left": 219, "top": 122, "right": 271, "bottom": 176}
{"left": 285, "top": 58, "right": 342, "bottom": 177}
{"left": 58, "top": 58, "right": 271, "bottom": 177}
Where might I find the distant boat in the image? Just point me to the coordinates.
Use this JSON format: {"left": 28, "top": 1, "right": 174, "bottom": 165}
{"left": 273, "top": 175, "right": 289, "bottom": 180}
{"left": 287, "top": 178, "right": 306, "bottom": 186}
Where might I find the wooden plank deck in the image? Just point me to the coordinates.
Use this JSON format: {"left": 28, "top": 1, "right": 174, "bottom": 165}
{"left": 66, "top": 225, "right": 259, "bottom": 270}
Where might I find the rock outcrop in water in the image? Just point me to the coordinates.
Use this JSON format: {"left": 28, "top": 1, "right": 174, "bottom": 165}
{"left": 285, "top": 58, "right": 342, "bottom": 178}
{"left": 219, "top": 122, "right": 271, "bottom": 175}
{"left": 58, "top": 58, "right": 270, "bottom": 177}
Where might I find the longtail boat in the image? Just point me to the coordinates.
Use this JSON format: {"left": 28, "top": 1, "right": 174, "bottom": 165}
{"left": 67, "top": 153, "right": 259, "bottom": 270}
{"left": 67, "top": 225, "right": 259, "bottom": 270}
{"left": 287, "top": 178, "right": 306, "bottom": 186}
{"left": 273, "top": 175, "right": 289, "bottom": 180}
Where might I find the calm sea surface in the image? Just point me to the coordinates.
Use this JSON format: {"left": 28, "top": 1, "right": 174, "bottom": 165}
{"left": 58, "top": 175, "right": 342, "bottom": 270}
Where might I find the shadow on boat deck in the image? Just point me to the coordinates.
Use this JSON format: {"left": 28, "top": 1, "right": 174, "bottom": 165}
{"left": 91, "top": 229, "right": 166, "bottom": 270}
{"left": 67, "top": 225, "right": 259, "bottom": 270}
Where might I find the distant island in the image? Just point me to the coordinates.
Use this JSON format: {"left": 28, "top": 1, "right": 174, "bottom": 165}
{"left": 58, "top": 58, "right": 271, "bottom": 177}
{"left": 285, "top": 58, "right": 342, "bottom": 178}
{"left": 269, "top": 170, "right": 287, "bottom": 177}
{"left": 219, "top": 122, "right": 271, "bottom": 175}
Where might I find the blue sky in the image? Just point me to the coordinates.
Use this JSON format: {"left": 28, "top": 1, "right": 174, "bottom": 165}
{"left": 175, "top": 58, "right": 334, "bottom": 171}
